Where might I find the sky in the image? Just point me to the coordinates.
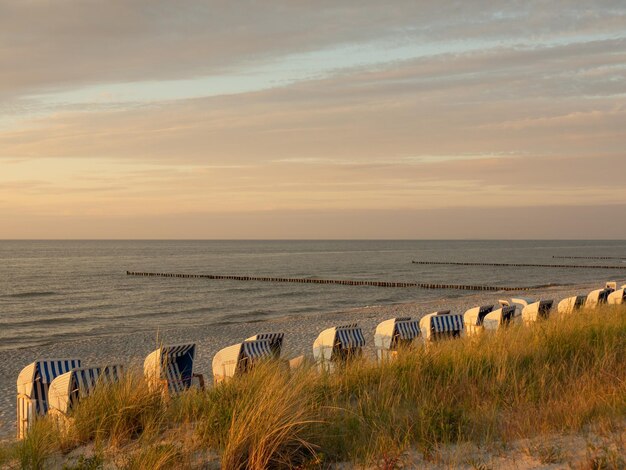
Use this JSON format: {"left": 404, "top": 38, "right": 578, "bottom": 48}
{"left": 1, "top": 1, "right": 625, "bottom": 239}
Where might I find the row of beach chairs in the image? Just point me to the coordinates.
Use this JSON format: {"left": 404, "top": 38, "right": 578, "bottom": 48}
{"left": 16, "top": 281, "right": 625, "bottom": 439}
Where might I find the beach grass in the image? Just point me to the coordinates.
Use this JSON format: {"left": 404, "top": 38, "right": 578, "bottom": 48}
{"left": 3, "top": 304, "right": 625, "bottom": 469}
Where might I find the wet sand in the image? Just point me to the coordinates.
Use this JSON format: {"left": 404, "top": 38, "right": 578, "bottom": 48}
{"left": 0, "top": 282, "right": 601, "bottom": 438}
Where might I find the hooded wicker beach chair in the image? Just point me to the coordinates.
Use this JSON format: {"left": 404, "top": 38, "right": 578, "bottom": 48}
{"left": 245, "top": 332, "right": 284, "bottom": 359}
{"left": 586, "top": 285, "right": 614, "bottom": 308}
{"left": 313, "top": 323, "right": 366, "bottom": 372}
{"left": 144, "top": 343, "right": 204, "bottom": 394}
{"left": 481, "top": 306, "right": 517, "bottom": 331}
{"left": 419, "top": 311, "right": 464, "bottom": 343}
{"left": 463, "top": 305, "right": 495, "bottom": 337}
{"left": 499, "top": 298, "right": 553, "bottom": 324}
{"left": 16, "top": 358, "right": 81, "bottom": 439}
{"left": 212, "top": 339, "right": 274, "bottom": 383}
{"left": 557, "top": 295, "right": 587, "bottom": 314}
{"left": 608, "top": 284, "right": 626, "bottom": 305}
{"left": 374, "top": 317, "right": 420, "bottom": 361}
{"left": 47, "top": 365, "right": 124, "bottom": 416}
{"left": 499, "top": 297, "right": 532, "bottom": 316}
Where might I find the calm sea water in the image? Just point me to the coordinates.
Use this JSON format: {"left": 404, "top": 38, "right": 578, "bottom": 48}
{"left": 1, "top": 240, "right": 625, "bottom": 351}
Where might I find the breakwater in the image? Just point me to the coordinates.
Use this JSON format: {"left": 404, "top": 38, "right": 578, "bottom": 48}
{"left": 126, "top": 271, "right": 558, "bottom": 292}
{"left": 411, "top": 260, "right": 626, "bottom": 270}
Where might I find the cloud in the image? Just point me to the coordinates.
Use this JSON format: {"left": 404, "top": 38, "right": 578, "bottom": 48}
{"left": 1, "top": 35, "right": 625, "bottom": 165}
{"left": 1, "top": 1, "right": 626, "bottom": 237}
{"left": 1, "top": 1, "right": 625, "bottom": 100}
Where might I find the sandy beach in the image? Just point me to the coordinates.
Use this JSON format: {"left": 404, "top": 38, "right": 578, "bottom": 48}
{"left": 0, "top": 281, "right": 604, "bottom": 439}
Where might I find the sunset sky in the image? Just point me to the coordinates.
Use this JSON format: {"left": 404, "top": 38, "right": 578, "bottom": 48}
{"left": 1, "top": 1, "right": 625, "bottom": 239}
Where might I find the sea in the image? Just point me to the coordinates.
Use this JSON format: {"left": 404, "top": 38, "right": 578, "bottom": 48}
{"left": 1, "top": 240, "right": 625, "bottom": 352}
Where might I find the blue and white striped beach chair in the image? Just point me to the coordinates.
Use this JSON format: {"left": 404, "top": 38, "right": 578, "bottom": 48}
{"left": 608, "top": 284, "right": 626, "bottom": 305}
{"left": 47, "top": 365, "right": 124, "bottom": 415}
{"left": 313, "top": 323, "right": 366, "bottom": 372}
{"left": 419, "top": 311, "right": 464, "bottom": 343}
{"left": 212, "top": 339, "right": 274, "bottom": 383}
{"left": 16, "top": 358, "right": 81, "bottom": 439}
{"left": 374, "top": 317, "right": 420, "bottom": 361}
{"left": 245, "top": 332, "right": 284, "bottom": 358}
{"left": 144, "top": 343, "right": 204, "bottom": 394}
{"left": 463, "top": 305, "right": 495, "bottom": 337}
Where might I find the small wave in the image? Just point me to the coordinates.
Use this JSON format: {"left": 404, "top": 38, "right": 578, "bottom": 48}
{"left": 4, "top": 291, "right": 59, "bottom": 298}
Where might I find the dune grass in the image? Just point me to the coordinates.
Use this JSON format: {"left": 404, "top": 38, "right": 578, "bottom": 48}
{"left": 3, "top": 304, "right": 625, "bottom": 469}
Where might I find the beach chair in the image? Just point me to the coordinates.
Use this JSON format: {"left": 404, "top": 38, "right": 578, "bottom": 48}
{"left": 521, "top": 300, "right": 554, "bottom": 324}
{"left": 463, "top": 305, "right": 495, "bottom": 337}
{"left": 374, "top": 317, "right": 420, "bottom": 361}
{"left": 557, "top": 295, "right": 587, "bottom": 314}
{"left": 16, "top": 358, "right": 81, "bottom": 439}
{"left": 586, "top": 285, "right": 614, "bottom": 308}
{"left": 500, "top": 298, "right": 553, "bottom": 324}
{"left": 419, "top": 311, "right": 464, "bottom": 343}
{"left": 144, "top": 343, "right": 204, "bottom": 394}
{"left": 608, "top": 285, "right": 626, "bottom": 305}
{"left": 313, "top": 323, "right": 365, "bottom": 372}
{"left": 212, "top": 339, "right": 274, "bottom": 383}
{"left": 47, "top": 365, "right": 124, "bottom": 416}
{"left": 498, "top": 297, "right": 533, "bottom": 316}
{"left": 482, "top": 306, "right": 517, "bottom": 332}
{"left": 245, "top": 332, "right": 284, "bottom": 359}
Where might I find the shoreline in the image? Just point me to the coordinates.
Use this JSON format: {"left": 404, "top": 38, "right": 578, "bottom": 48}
{"left": 0, "top": 281, "right": 604, "bottom": 438}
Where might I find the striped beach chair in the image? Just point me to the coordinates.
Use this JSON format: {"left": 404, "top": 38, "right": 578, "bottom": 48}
{"left": 245, "top": 332, "right": 284, "bottom": 358}
{"left": 16, "top": 358, "right": 81, "bottom": 439}
{"left": 144, "top": 343, "right": 204, "bottom": 394}
{"left": 212, "top": 339, "right": 274, "bottom": 383}
{"left": 557, "top": 295, "right": 587, "bottom": 314}
{"left": 482, "top": 305, "right": 517, "bottom": 331}
{"left": 500, "top": 298, "right": 553, "bottom": 324}
{"left": 313, "top": 323, "right": 366, "bottom": 372}
{"left": 419, "top": 311, "right": 464, "bottom": 343}
{"left": 463, "top": 305, "right": 495, "bottom": 337}
{"left": 374, "top": 317, "right": 420, "bottom": 361}
{"left": 47, "top": 365, "right": 124, "bottom": 415}
{"left": 608, "top": 284, "right": 626, "bottom": 305}
{"left": 586, "top": 283, "right": 616, "bottom": 308}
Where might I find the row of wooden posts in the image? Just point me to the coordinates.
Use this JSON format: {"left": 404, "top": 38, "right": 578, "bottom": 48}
{"left": 125, "top": 271, "right": 552, "bottom": 292}
{"left": 411, "top": 260, "right": 626, "bottom": 270}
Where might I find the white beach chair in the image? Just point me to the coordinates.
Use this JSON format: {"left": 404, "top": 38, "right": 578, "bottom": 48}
{"left": 498, "top": 297, "right": 533, "bottom": 316}
{"left": 16, "top": 358, "right": 81, "bottom": 439}
{"left": 557, "top": 295, "right": 587, "bottom": 314}
{"left": 500, "top": 298, "right": 553, "bottom": 324}
{"left": 245, "top": 332, "right": 284, "bottom": 359}
{"left": 419, "top": 311, "right": 464, "bottom": 343}
{"left": 212, "top": 339, "right": 274, "bottom": 383}
{"left": 374, "top": 317, "right": 420, "bottom": 361}
{"left": 313, "top": 323, "right": 365, "bottom": 372}
{"left": 520, "top": 299, "right": 554, "bottom": 324}
{"left": 463, "top": 305, "right": 495, "bottom": 337}
{"left": 144, "top": 343, "right": 204, "bottom": 394}
{"left": 482, "top": 306, "right": 517, "bottom": 332}
{"left": 607, "top": 284, "right": 626, "bottom": 305}
{"left": 586, "top": 285, "right": 614, "bottom": 308}
{"left": 47, "top": 365, "right": 124, "bottom": 416}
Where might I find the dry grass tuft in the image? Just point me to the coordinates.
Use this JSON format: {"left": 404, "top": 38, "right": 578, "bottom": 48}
{"left": 69, "top": 371, "right": 166, "bottom": 448}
